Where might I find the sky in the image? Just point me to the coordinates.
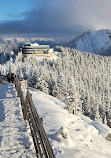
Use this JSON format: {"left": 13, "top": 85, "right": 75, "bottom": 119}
{"left": 0, "top": 0, "right": 111, "bottom": 37}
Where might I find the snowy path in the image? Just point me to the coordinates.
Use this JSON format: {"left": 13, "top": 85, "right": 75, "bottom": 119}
{"left": 0, "top": 83, "right": 36, "bottom": 158}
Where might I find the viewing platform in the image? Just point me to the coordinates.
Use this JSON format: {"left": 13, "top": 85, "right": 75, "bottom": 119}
{"left": 0, "top": 83, "right": 36, "bottom": 157}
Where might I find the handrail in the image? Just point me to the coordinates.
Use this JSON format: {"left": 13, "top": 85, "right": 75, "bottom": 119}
{"left": 15, "top": 77, "right": 55, "bottom": 158}
{"left": 0, "top": 75, "right": 7, "bottom": 83}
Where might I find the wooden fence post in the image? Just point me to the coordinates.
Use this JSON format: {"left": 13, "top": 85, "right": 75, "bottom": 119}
{"left": 24, "top": 90, "right": 29, "bottom": 120}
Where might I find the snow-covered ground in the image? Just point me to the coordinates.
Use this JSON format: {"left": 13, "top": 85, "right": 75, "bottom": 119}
{"left": 0, "top": 83, "right": 36, "bottom": 158}
{"left": 30, "top": 90, "right": 111, "bottom": 158}
{"left": 1, "top": 82, "right": 111, "bottom": 158}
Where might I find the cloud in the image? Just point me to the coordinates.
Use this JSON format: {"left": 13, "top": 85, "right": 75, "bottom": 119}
{"left": 0, "top": 0, "right": 111, "bottom": 36}
{"left": 75, "top": 0, "right": 111, "bottom": 29}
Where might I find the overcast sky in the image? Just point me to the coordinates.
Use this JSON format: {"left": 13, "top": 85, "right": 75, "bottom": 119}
{"left": 0, "top": 0, "right": 111, "bottom": 37}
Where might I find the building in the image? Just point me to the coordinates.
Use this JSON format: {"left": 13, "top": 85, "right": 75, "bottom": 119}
{"left": 22, "top": 43, "right": 50, "bottom": 55}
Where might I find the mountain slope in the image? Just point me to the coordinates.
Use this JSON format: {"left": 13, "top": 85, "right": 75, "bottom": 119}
{"left": 29, "top": 89, "right": 111, "bottom": 158}
{"left": 1, "top": 47, "right": 111, "bottom": 126}
{"left": 66, "top": 29, "right": 111, "bottom": 55}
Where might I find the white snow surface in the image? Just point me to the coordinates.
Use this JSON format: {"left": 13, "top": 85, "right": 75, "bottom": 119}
{"left": 0, "top": 83, "right": 36, "bottom": 158}
{"left": 1, "top": 82, "right": 111, "bottom": 158}
{"left": 30, "top": 89, "right": 111, "bottom": 158}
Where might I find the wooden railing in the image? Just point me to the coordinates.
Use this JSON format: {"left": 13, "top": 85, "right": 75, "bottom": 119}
{"left": 0, "top": 75, "right": 7, "bottom": 83}
{"left": 15, "top": 77, "right": 55, "bottom": 158}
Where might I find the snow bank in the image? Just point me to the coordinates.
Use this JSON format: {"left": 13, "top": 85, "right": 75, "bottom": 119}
{"left": 29, "top": 90, "right": 111, "bottom": 158}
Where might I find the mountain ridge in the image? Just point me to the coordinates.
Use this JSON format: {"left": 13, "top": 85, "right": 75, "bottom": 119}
{"left": 66, "top": 29, "right": 111, "bottom": 56}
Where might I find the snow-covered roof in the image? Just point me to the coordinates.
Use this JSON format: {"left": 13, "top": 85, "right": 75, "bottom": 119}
{"left": 22, "top": 43, "right": 49, "bottom": 48}
{"left": 30, "top": 43, "right": 39, "bottom": 46}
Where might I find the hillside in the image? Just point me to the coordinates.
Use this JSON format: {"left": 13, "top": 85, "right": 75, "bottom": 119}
{"left": 66, "top": 29, "right": 111, "bottom": 56}
{"left": 29, "top": 89, "right": 111, "bottom": 158}
{"left": 1, "top": 47, "right": 111, "bottom": 128}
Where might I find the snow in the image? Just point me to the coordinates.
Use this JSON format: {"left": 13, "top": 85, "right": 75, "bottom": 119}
{"left": 0, "top": 83, "right": 36, "bottom": 158}
{"left": 67, "top": 29, "right": 111, "bottom": 55}
{"left": 1, "top": 76, "right": 111, "bottom": 158}
{"left": 30, "top": 90, "right": 111, "bottom": 158}
{"left": 30, "top": 43, "right": 39, "bottom": 46}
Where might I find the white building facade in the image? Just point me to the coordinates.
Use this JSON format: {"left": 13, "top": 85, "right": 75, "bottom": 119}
{"left": 22, "top": 43, "right": 50, "bottom": 55}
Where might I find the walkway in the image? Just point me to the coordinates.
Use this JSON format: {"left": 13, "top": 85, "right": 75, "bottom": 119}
{"left": 0, "top": 83, "right": 36, "bottom": 158}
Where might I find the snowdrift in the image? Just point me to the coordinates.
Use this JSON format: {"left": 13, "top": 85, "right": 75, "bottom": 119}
{"left": 29, "top": 90, "right": 111, "bottom": 158}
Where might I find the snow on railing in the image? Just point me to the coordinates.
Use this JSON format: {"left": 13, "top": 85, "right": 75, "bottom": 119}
{"left": 15, "top": 77, "right": 55, "bottom": 158}
{"left": 0, "top": 75, "right": 7, "bottom": 83}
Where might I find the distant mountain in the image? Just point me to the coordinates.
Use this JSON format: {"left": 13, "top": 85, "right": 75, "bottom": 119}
{"left": 66, "top": 29, "right": 111, "bottom": 56}
{"left": 0, "top": 37, "right": 64, "bottom": 53}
